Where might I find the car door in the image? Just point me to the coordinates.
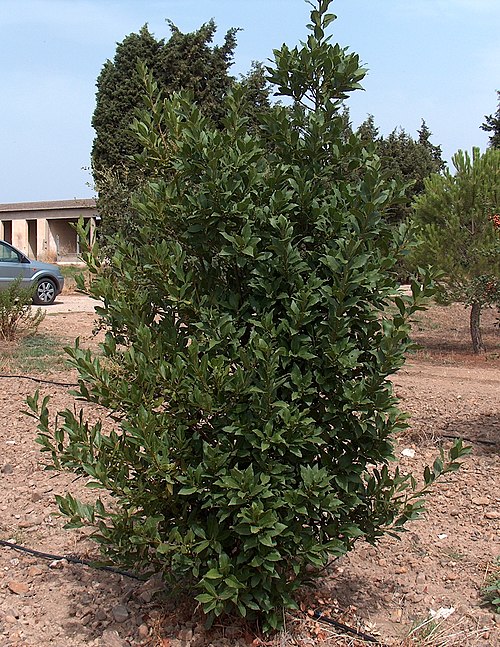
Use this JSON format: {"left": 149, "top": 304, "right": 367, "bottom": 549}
{"left": 0, "top": 241, "right": 32, "bottom": 290}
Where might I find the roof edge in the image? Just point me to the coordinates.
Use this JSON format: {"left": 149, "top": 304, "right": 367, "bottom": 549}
{"left": 0, "top": 199, "right": 97, "bottom": 213}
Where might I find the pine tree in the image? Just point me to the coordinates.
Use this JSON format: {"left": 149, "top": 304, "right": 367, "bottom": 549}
{"left": 418, "top": 119, "right": 445, "bottom": 169}
{"left": 412, "top": 147, "right": 500, "bottom": 353}
{"left": 378, "top": 125, "right": 444, "bottom": 224}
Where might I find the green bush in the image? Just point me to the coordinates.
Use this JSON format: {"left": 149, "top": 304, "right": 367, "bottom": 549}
{"left": 482, "top": 557, "right": 500, "bottom": 614}
{"left": 0, "top": 278, "right": 45, "bottom": 341}
{"left": 29, "top": 0, "right": 470, "bottom": 631}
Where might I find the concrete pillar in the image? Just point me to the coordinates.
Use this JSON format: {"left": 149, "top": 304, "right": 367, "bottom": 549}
{"left": 12, "top": 220, "right": 28, "bottom": 254}
{"left": 37, "top": 219, "right": 46, "bottom": 260}
{"left": 45, "top": 220, "right": 57, "bottom": 262}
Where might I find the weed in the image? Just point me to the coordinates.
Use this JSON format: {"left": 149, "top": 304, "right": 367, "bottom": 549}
{"left": 440, "top": 548, "right": 466, "bottom": 562}
{"left": 407, "top": 615, "right": 441, "bottom": 644}
{"left": 0, "top": 278, "right": 45, "bottom": 340}
{"left": 59, "top": 264, "right": 86, "bottom": 279}
{"left": 482, "top": 556, "right": 500, "bottom": 613}
{"left": 4, "top": 530, "right": 28, "bottom": 546}
{"left": 0, "top": 334, "right": 67, "bottom": 374}
{"left": 405, "top": 613, "right": 490, "bottom": 646}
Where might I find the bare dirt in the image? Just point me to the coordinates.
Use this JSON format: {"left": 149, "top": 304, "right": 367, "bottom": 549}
{"left": 0, "top": 300, "right": 499, "bottom": 647}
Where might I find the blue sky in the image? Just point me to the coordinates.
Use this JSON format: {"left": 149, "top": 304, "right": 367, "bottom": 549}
{"left": 1, "top": 0, "right": 499, "bottom": 203}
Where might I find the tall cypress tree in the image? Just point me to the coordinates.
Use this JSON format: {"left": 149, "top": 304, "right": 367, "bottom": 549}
{"left": 92, "top": 26, "right": 162, "bottom": 173}
{"left": 91, "top": 21, "right": 270, "bottom": 242}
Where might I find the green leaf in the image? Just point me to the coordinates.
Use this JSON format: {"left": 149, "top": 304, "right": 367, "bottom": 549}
{"left": 204, "top": 569, "right": 222, "bottom": 580}
{"left": 178, "top": 486, "right": 197, "bottom": 495}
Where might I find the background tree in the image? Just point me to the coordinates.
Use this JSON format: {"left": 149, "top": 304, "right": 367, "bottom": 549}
{"left": 155, "top": 19, "right": 238, "bottom": 125}
{"left": 92, "top": 20, "right": 270, "bottom": 242}
{"left": 233, "top": 61, "right": 273, "bottom": 132}
{"left": 91, "top": 26, "right": 162, "bottom": 240}
{"left": 418, "top": 119, "right": 445, "bottom": 169}
{"left": 355, "top": 117, "right": 445, "bottom": 225}
{"left": 356, "top": 113, "right": 379, "bottom": 146}
{"left": 411, "top": 147, "right": 500, "bottom": 353}
{"left": 92, "top": 26, "right": 162, "bottom": 175}
{"left": 481, "top": 90, "right": 500, "bottom": 149}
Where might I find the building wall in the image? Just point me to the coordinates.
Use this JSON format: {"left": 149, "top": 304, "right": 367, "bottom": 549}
{"left": 48, "top": 219, "right": 78, "bottom": 260}
{"left": 0, "top": 200, "right": 98, "bottom": 261}
{"left": 37, "top": 219, "right": 46, "bottom": 259}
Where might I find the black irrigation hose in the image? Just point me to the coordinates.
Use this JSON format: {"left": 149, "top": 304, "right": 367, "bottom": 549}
{"left": 312, "top": 610, "right": 382, "bottom": 644}
{"left": 2, "top": 535, "right": 382, "bottom": 644}
{"left": 441, "top": 433, "right": 497, "bottom": 447}
{"left": 0, "top": 540, "right": 387, "bottom": 643}
{"left": 0, "top": 374, "right": 78, "bottom": 387}
{"left": 0, "top": 539, "right": 144, "bottom": 581}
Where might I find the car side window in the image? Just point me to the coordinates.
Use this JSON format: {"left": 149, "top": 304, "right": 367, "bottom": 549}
{"left": 0, "top": 242, "right": 20, "bottom": 263}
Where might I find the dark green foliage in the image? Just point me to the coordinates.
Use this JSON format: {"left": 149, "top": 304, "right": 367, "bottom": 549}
{"left": 91, "top": 25, "right": 164, "bottom": 242}
{"left": 31, "top": 1, "right": 470, "bottom": 630}
{"left": 92, "top": 26, "right": 162, "bottom": 173}
{"left": 234, "top": 62, "right": 273, "bottom": 132}
{"left": 481, "top": 90, "right": 500, "bottom": 149}
{"left": 156, "top": 20, "right": 238, "bottom": 126}
{"left": 92, "top": 20, "right": 269, "bottom": 243}
{"left": 355, "top": 117, "right": 445, "bottom": 225}
{"left": 411, "top": 147, "right": 500, "bottom": 353}
{"left": 417, "top": 119, "right": 443, "bottom": 168}
{"left": 356, "top": 113, "right": 379, "bottom": 146}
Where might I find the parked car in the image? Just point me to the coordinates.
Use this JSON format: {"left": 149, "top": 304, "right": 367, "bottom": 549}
{"left": 0, "top": 240, "right": 64, "bottom": 305}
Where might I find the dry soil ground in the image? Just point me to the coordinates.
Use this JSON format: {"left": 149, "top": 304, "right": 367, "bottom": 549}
{"left": 0, "top": 298, "right": 498, "bottom": 647}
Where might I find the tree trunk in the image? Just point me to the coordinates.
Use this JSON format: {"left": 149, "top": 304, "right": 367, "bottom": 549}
{"left": 470, "top": 302, "right": 485, "bottom": 354}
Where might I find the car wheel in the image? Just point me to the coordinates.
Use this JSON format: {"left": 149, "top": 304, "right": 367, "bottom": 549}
{"left": 33, "top": 278, "right": 57, "bottom": 305}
